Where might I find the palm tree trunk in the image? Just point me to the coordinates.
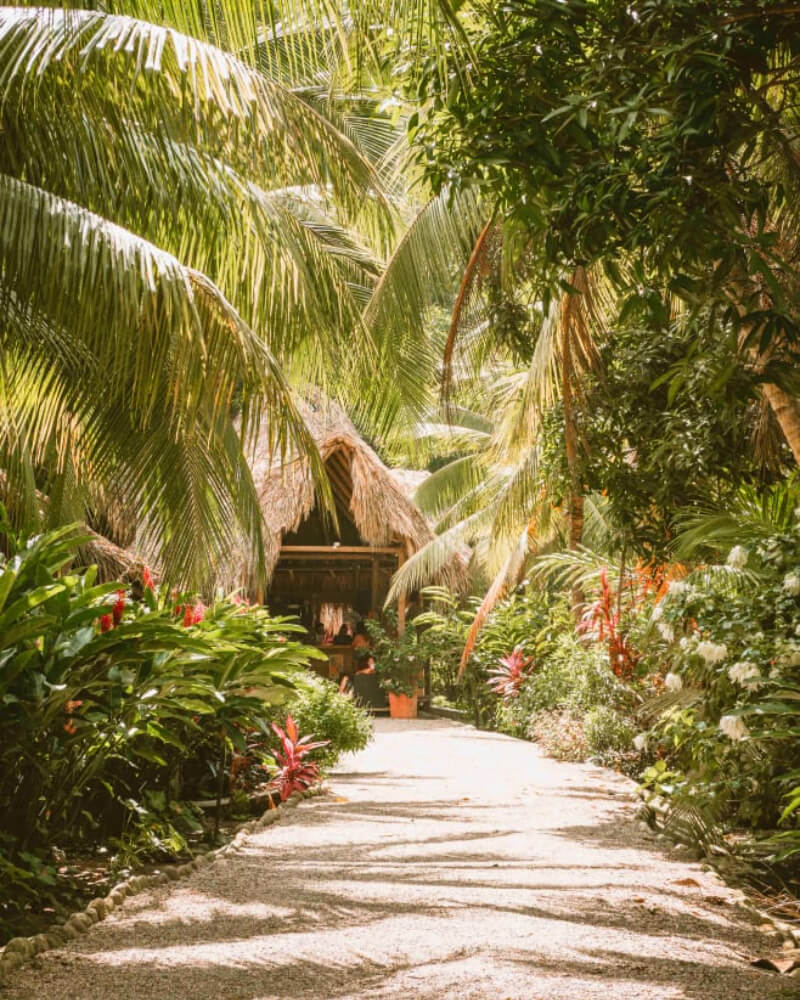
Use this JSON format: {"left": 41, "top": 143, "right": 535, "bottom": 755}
{"left": 761, "top": 381, "right": 800, "bottom": 464}
{"left": 562, "top": 287, "right": 585, "bottom": 615}
{"left": 727, "top": 236, "right": 800, "bottom": 464}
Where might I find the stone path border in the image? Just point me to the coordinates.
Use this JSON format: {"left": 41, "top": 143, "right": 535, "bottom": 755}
{"left": 0, "top": 785, "right": 324, "bottom": 987}
{"left": 0, "top": 721, "right": 794, "bottom": 999}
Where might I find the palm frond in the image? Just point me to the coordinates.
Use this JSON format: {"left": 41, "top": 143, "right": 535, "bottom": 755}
{"left": 458, "top": 523, "right": 532, "bottom": 675}
{"left": 414, "top": 454, "right": 487, "bottom": 519}
{"left": 672, "top": 478, "right": 800, "bottom": 560}
{"left": 384, "top": 511, "right": 482, "bottom": 605}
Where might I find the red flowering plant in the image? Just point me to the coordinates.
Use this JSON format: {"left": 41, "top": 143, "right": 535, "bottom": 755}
{"left": 579, "top": 567, "right": 640, "bottom": 679}
{"left": 487, "top": 647, "right": 535, "bottom": 701}
{"left": 268, "top": 715, "right": 329, "bottom": 801}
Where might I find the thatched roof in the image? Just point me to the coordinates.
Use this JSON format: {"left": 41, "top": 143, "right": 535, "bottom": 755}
{"left": 82, "top": 529, "right": 152, "bottom": 583}
{"left": 246, "top": 398, "right": 465, "bottom": 591}
{"left": 390, "top": 468, "right": 430, "bottom": 500}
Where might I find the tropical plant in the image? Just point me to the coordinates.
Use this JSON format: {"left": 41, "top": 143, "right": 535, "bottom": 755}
{"left": 0, "top": 0, "right": 443, "bottom": 588}
{"left": 268, "top": 715, "right": 329, "bottom": 801}
{"left": 636, "top": 521, "right": 800, "bottom": 853}
{"left": 579, "top": 568, "right": 639, "bottom": 680}
{"left": 0, "top": 520, "right": 325, "bottom": 933}
{"left": 266, "top": 674, "right": 373, "bottom": 768}
{"left": 365, "top": 613, "right": 421, "bottom": 696}
{"left": 486, "top": 647, "right": 534, "bottom": 701}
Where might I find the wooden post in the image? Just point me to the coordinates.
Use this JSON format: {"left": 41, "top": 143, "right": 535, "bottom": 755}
{"left": 396, "top": 549, "right": 406, "bottom": 634}
{"left": 370, "top": 556, "right": 380, "bottom": 614}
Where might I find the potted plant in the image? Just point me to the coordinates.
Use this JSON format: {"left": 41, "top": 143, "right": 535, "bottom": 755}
{"left": 365, "top": 614, "right": 421, "bottom": 718}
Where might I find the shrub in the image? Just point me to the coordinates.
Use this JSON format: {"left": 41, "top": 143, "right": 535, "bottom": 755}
{"left": 0, "top": 522, "right": 320, "bottom": 937}
{"left": 366, "top": 612, "right": 422, "bottom": 696}
{"left": 528, "top": 709, "right": 589, "bottom": 761}
{"left": 494, "top": 607, "right": 638, "bottom": 744}
{"left": 583, "top": 705, "right": 637, "bottom": 770}
{"left": 637, "top": 526, "right": 800, "bottom": 852}
{"left": 268, "top": 715, "right": 328, "bottom": 800}
{"left": 273, "top": 675, "right": 373, "bottom": 768}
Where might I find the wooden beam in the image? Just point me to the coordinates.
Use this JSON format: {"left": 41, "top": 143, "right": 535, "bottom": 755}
{"left": 279, "top": 545, "right": 402, "bottom": 556}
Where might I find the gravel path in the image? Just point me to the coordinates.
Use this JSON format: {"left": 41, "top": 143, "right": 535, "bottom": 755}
{"left": 3, "top": 718, "right": 799, "bottom": 999}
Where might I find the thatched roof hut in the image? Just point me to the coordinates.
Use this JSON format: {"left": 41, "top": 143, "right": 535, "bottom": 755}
{"left": 82, "top": 529, "right": 150, "bottom": 583}
{"left": 242, "top": 397, "right": 464, "bottom": 616}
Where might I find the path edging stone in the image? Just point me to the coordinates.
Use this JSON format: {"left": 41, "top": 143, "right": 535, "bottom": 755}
{"left": 0, "top": 784, "right": 326, "bottom": 987}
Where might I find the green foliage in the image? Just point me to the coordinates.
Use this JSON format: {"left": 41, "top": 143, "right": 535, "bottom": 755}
{"left": 583, "top": 706, "right": 637, "bottom": 761}
{"left": 0, "top": 522, "right": 322, "bottom": 936}
{"left": 415, "top": 0, "right": 800, "bottom": 340}
{"left": 267, "top": 675, "right": 373, "bottom": 769}
{"left": 492, "top": 602, "right": 639, "bottom": 769}
{"left": 638, "top": 519, "right": 800, "bottom": 855}
{"left": 577, "top": 316, "right": 779, "bottom": 560}
{"left": 414, "top": 586, "right": 474, "bottom": 704}
{"left": 418, "top": 585, "right": 640, "bottom": 759}
{"left": 365, "top": 612, "right": 422, "bottom": 696}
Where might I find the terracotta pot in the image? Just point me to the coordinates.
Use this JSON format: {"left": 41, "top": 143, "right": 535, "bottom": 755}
{"left": 388, "top": 691, "right": 418, "bottom": 719}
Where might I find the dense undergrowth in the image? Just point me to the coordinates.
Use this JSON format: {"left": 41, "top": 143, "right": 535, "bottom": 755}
{"left": 416, "top": 505, "right": 800, "bottom": 894}
{"left": 0, "top": 522, "right": 371, "bottom": 942}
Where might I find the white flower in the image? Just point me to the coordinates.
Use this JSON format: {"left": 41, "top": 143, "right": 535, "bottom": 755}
{"left": 719, "top": 715, "right": 749, "bottom": 741}
{"left": 668, "top": 580, "right": 688, "bottom": 596}
{"left": 679, "top": 636, "right": 692, "bottom": 651}
{"left": 651, "top": 604, "right": 664, "bottom": 621}
{"left": 633, "top": 733, "right": 648, "bottom": 751}
{"left": 727, "top": 662, "right": 763, "bottom": 688}
{"left": 657, "top": 622, "right": 675, "bottom": 642}
{"left": 783, "top": 573, "right": 800, "bottom": 595}
{"left": 664, "top": 672, "right": 683, "bottom": 692}
{"left": 727, "top": 545, "right": 748, "bottom": 569}
{"left": 696, "top": 641, "right": 728, "bottom": 665}
{"left": 770, "top": 665, "right": 782, "bottom": 679}
{"left": 794, "top": 623, "right": 800, "bottom": 637}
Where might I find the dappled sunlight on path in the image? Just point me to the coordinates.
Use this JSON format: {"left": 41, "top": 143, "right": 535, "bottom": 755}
{"left": 3, "top": 719, "right": 796, "bottom": 999}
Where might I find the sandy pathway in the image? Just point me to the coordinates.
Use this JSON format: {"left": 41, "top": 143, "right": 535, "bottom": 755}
{"left": 3, "top": 718, "right": 798, "bottom": 999}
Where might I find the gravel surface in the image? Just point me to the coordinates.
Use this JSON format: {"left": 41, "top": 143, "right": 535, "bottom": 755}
{"left": 3, "top": 718, "right": 799, "bottom": 999}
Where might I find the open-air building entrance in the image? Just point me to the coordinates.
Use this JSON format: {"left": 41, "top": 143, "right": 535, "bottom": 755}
{"left": 240, "top": 399, "right": 464, "bottom": 687}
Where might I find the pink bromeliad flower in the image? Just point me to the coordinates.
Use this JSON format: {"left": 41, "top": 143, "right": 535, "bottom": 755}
{"left": 487, "top": 647, "right": 534, "bottom": 700}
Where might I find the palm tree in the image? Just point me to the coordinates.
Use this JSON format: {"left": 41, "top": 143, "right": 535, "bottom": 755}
{"left": 0, "top": 3, "right": 424, "bottom": 586}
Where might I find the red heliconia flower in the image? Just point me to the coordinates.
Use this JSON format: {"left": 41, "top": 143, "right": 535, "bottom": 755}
{"left": 99, "top": 614, "right": 113, "bottom": 633}
{"left": 65, "top": 699, "right": 83, "bottom": 713}
{"left": 182, "top": 604, "right": 194, "bottom": 628}
{"left": 142, "top": 566, "right": 155, "bottom": 592}
{"left": 113, "top": 589, "right": 126, "bottom": 625}
{"left": 192, "top": 601, "right": 206, "bottom": 625}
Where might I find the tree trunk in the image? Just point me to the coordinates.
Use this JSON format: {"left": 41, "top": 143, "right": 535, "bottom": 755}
{"left": 727, "top": 232, "right": 800, "bottom": 464}
{"left": 761, "top": 381, "right": 800, "bottom": 464}
{"left": 561, "top": 276, "right": 585, "bottom": 615}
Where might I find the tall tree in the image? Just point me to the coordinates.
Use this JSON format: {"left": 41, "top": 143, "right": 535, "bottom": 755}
{"left": 0, "top": 3, "right": 424, "bottom": 585}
